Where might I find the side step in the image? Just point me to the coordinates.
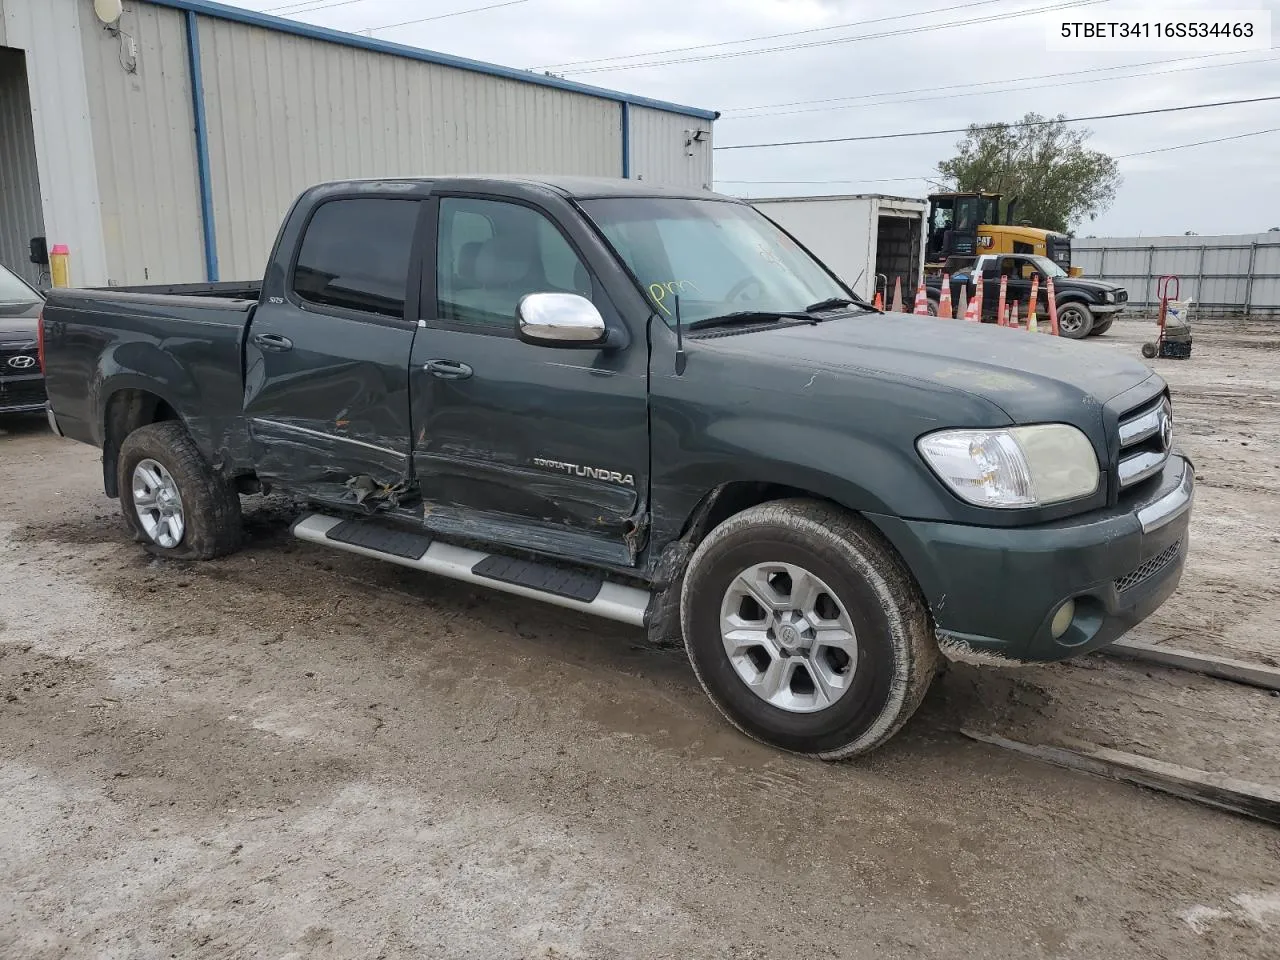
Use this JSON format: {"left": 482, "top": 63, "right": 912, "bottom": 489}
{"left": 291, "top": 514, "right": 651, "bottom": 627}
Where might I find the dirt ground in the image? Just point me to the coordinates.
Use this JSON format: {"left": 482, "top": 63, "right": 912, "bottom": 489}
{"left": 2, "top": 316, "right": 1278, "bottom": 959}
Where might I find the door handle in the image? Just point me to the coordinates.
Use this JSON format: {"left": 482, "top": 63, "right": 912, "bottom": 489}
{"left": 253, "top": 333, "right": 294, "bottom": 352}
{"left": 424, "top": 359, "right": 473, "bottom": 380}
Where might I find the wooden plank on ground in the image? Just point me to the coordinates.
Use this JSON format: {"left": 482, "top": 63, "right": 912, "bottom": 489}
{"left": 1101, "top": 639, "right": 1280, "bottom": 692}
{"left": 961, "top": 730, "right": 1280, "bottom": 826}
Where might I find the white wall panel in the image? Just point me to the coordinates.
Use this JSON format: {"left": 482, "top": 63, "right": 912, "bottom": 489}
{"left": 79, "top": 1, "right": 204, "bottom": 284}
{"left": 1, "top": 0, "right": 108, "bottom": 286}
{"left": 196, "top": 14, "right": 624, "bottom": 281}
{"left": 628, "top": 105, "right": 712, "bottom": 189}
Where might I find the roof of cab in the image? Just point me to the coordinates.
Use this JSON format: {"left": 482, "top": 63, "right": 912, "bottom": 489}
{"left": 310, "top": 175, "right": 741, "bottom": 203}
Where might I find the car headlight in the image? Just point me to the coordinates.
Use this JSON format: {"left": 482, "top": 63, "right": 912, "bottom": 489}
{"left": 917, "top": 424, "right": 1100, "bottom": 508}
{"left": 1104, "top": 291, "right": 1115, "bottom": 303}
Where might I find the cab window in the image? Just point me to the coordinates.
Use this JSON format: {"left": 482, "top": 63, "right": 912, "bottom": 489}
{"left": 435, "top": 198, "right": 592, "bottom": 331}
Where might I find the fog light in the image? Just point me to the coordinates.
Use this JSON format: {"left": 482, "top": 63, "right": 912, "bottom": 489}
{"left": 1050, "top": 599, "right": 1076, "bottom": 639}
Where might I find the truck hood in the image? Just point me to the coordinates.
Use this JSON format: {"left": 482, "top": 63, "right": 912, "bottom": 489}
{"left": 1059, "top": 276, "right": 1123, "bottom": 295}
{"left": 0, "top": 303, "right": 42, "bottom": 341}
{"left": 698, "top": 311, "right": 1157, "bottom": 423}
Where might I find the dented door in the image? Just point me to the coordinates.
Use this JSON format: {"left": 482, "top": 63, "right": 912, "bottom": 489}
{"left": 408, "top": 192, "right": 649, "bottom": 567}
{"left": 242, "top": 196, "right": 426, "bottom": 505}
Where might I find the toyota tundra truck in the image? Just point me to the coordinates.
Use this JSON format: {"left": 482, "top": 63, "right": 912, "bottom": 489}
{"left": 39, "top": 176, "right": 1192, "bottom": 759}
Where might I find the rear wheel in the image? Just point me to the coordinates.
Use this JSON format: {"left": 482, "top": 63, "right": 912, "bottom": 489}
{"left": 117, "top": 421, "right": 242, "bottom": 560}
{"left": 1056, "top": 302, "right": 1094, "bottom": 339}
{"left": 681, "top": 499, "right": 939, "bottom": 759}
{"left": 926, "top": 295, "right": 939, "bottom": 317}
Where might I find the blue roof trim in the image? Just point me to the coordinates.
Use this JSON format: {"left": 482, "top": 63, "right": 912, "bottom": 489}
{"left": 142, "top": 0, "right": 719, "bottom": 121}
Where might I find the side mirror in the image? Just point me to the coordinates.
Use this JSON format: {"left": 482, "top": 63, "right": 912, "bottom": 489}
{"left": 516, "top": 292, "right": 608, "bottom": 348}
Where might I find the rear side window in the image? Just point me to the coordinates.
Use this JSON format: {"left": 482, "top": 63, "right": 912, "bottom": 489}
{"left": 292, "top": 199, "right": 420, "bottom": 319}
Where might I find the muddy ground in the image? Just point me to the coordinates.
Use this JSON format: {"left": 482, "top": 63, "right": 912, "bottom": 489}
{"left": 1, "top": 317, "right": 1278, "bottom": 959}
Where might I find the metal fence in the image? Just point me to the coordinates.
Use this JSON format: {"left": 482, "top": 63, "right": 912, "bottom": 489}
{"left": 1072, "top": 234, "right": 1280, "bottom": 317}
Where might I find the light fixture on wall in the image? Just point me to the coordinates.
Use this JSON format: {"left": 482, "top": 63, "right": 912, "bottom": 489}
{"left": 93, "top": 0, "right": 123, "bottom": 26}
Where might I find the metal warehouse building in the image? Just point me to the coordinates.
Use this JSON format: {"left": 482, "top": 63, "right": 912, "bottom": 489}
{"left": 0, "top": 0, "right": 716, "bottom": 288}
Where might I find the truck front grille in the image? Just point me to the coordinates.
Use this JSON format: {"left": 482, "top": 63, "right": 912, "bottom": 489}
{"left": 1117, "top": 395, "right": 1172, "bottom": 490}
{"left": 1115, "top": 538, "right": 1182, "bottom": 593}
{"left": 0, "top": 376, "right": 46, "bottom": 407}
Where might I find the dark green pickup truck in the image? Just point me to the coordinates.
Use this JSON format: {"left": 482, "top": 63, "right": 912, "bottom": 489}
{"left": 40, "top": 176, "right": 1192, "bottom": 758}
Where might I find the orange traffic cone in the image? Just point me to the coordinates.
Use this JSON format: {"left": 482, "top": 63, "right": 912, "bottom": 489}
{"left": 964, "top": 293, "right": 980, "bottom": 322}
{"left": 938, "top": 274, "right": 953, "bottom": 318}
{"left": 1046, "top": 277, "right": 1060, "bottom": 335}
{"left": 890, "top": 277, "right": 904, "bottom": 313}
{"left": 873, "top": 290, "right": 883, "bottom": 311}
{"left": 956, "top": 287, "right": 968, "bottom": 322}
{"left": 1028, "top": 275, "right": 1040, "bottom": 324}
{"left": 996, "top": 275, "right": 1009, "bottom": 327}
{"left": 1027, "top": 292, "right": 1040, "bottom": 333}
{"left": 912, "top": 281, "right": 929, "bottom": 315}
{"left": 974, "top": 274, "right": 985, "bottom": 321}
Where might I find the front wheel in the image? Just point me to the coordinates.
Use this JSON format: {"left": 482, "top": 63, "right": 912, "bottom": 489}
{"left": 1056, "top": 302, "right": 1094, "bottom": 339}
{"left": 680, "top": 499, "right": 940, "bottom": 759}
{"left": 117, "top": 421, "right": 242, "bottom": 560}
{"left": 1089, "top": 317, "right": 1114, "bottom": 337}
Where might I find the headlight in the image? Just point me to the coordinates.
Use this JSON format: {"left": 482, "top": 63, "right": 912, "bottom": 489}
{"left": 917, "top": 424, "right": 1099, "bottom": 508}
{"left": 1104, "top": 291, "right": 1115, "bottom": 303}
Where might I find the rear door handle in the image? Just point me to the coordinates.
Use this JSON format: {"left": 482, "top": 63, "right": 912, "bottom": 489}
{"left": 253, "top": 333, "right": 293, "bottom": 352}
{"left": 424, "top": 359, "right": 473, "bottom": 380}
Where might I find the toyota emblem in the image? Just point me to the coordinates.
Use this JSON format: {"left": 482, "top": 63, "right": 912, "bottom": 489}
{"left": 6, "top": 355, "right": 36, "bottom": 370}
{"left": 1159, "top": 403, "right": 1173, "bottom": 451}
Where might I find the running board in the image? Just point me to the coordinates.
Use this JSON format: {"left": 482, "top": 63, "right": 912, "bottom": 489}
{"left": 291, "top": 514, "right": 651, "bottom": 627}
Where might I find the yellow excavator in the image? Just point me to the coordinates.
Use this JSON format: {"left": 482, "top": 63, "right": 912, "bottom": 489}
{"left": 925, "top": 192, "right": 1083, "bottom": 277}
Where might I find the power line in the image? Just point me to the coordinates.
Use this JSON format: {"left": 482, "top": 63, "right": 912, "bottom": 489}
{"left": 714, "top": 95, "right": 1280, "bottom": 151}
{"left": 714, "top": 127, "right": 1280, "bottom": 192}
{"left": 722, "top": 53, "right": 1280, "bottom": 120}
{"left": 721, "top": 51, "right": 1227, "bottom": 114}
{"left": 365, "top": 0, "right": 529, "bottom": 32}
{"left": 262, "top": 0, "right": 370, "bottom": 14}
{"left": 533, "top": 0, "right": 1016, "bottom": 71}
{"left": 1115, "top": 126, "right": 1280, "bottom": 159}
{"left": 558, "top": 0, "right": 1110, "bottom": 75}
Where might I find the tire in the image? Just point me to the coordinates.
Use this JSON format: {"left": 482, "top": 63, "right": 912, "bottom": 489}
{"left": 680, "top": 499, "right": 940, "bottom": 760}
{"left": 1089, "top": 317, "right": 1114, "bottom": 337}
{"left": 926, "top": 295, "right": 939, "bottom": 317}
{"left": 1141, "top": 342, "right": 1158, "bottom": 359}
{"left": 1056, "top": 301, "right": 1094, "bottom": 339}
{"left": 117, "top": 421, "right": 242, "bottom": 560}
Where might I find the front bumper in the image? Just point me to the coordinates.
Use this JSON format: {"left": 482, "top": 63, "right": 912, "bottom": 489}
{"left": 869, "top": 456, "right": 1193, "bottom": 663}
{"left": 1092, "top": 303, "right": 1125, "bottom": 315}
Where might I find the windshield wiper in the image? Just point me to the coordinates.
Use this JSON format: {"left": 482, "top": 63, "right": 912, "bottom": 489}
{"left": 806, "top": 296, "right": 879, "bottom": 314}
{"left": 686, "top": 310, "right": 813, "bottom": 332}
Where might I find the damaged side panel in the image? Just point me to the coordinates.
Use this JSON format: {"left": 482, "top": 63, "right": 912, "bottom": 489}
{"left": 242, "top": 304, "right": 419, "bottom": 507}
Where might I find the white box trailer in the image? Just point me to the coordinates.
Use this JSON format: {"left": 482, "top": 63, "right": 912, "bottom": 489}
{"left": 752, "top": 195, "right": 928, "bottom": 303}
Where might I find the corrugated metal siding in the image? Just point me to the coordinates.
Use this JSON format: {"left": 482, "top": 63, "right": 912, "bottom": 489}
{"left": 2, "top": 0, "right": 109, "bottom": 286}
{"left": 628, "top": 106, "right": 713, "bottom": 189}
{"left": 195, "top": 15, "right": 623, "bottom": 281}
{"left": 1074, "top": 234, "right": 1280, "bottom": 316}
{"left": 79, "top": 2, "right": 204, "bottom": 285}
{"left": 0, "top": 48, "right": 44, "bottom": 285}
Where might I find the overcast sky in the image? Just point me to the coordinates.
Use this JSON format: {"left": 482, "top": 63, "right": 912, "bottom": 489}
{"left": 232, "top": 0, "right": 1279, "bottom": 236}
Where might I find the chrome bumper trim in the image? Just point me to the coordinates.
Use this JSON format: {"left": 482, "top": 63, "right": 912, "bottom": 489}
{"left": 1137, "top": 460, "right": 1194, "bottom": 534}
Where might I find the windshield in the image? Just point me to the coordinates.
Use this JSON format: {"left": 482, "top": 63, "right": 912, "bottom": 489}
{"left": 579, "top": 197, "right": 851, "bottom": 326}
{"left": 0, "top": 264, "right": 39, "bottom": 303}
{"left": 1028, "top": 255, "right": 1068, "bottom": 278}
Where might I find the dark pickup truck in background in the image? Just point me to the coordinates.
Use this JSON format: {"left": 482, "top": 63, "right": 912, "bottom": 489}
{"left": 926, "top": 253, "right": 1128, "bottom": 338}
{"left": 39, "top": 176, "right": 1192, "bottom": 759}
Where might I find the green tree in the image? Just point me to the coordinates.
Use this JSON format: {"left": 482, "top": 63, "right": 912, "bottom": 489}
{"left": 935, "top": 113, "right": 1121, "bottom": 234}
